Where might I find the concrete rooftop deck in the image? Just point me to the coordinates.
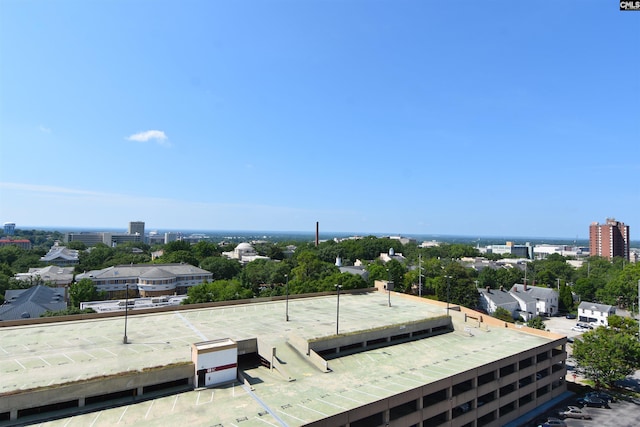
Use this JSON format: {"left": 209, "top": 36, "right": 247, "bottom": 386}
{"left": 0, "top": 291, "right": 561, "bottom": 426}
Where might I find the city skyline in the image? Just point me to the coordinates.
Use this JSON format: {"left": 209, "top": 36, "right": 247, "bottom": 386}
{"left": 8, "top": 222, "right": 640, "bottom": 248}
{"left": 1, "top": 2, "right": 638, "bottom": 239}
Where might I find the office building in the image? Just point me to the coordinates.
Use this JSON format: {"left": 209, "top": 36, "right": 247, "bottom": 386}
{"left": 589, "top": 218, "right": 630, "bottom": 260}
{"left": 64, "top": 232, "right": 105, "bottom": 246}
{"left": 486, "top": 242, "right": 533, "bottom": 259}
{"left": 0, "top": 291, "right": 568, "bottom": 426}
{"left": 65, "top": 231, "right": 143, "bottom": 247}
{"left": 0, "top": 239, "right": 32, "bottom": 250}
{"left": 75, "top": 263, "right": 213, "bottom": 298}
{"left": 128, "top": 221, "right": 145, "bottom": 236}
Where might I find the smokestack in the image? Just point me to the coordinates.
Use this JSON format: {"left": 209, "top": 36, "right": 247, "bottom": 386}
{"left": 524, "top": 282, "right": 528, "bottom": 292}
{"left": 315, "top": 221, "right": 319, "bottom": 247}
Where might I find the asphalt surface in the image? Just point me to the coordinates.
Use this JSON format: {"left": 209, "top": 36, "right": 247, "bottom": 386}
{"left": 531, "top": 393, "right": 640, "bottom": 427}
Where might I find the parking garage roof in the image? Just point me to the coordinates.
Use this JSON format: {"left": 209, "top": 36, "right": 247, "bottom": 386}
{"left": 0, "top": 291, "right": 563, "bottom": 426}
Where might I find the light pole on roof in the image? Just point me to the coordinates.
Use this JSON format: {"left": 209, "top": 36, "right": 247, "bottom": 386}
{"left": 123, "top": 283, "right": 129, "bottom": 344}
{"left": 335, "top": 284, "right": 342, "bottom": 335}
{"left": 285, "top": 274, "right": 289, "bottom": 322}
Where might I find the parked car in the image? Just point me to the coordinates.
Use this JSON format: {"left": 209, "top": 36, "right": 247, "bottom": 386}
{"left": 537, "top": 417, "right": 567, "bottom": 427}
{"left": 571, "top": 326, "right": 586, "bottom": 332}
{"left": 566, "top": 313, "right": 577, "bottom": 319}
{"left": 585, "top": 391, "right": 615, "bottom": 403}
{"left": 576, "top": 322, "right": 593, "bottom": 329}
{"left": 577, "top": 395, "right": 610, "bottom": 408}
{"left": 558, "top": 406, "right": 591, "bottom": 419}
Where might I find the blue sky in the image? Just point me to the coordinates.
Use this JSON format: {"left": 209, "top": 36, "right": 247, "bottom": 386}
{"left": 0, "top": 1, "right": 638, "bottom": 239}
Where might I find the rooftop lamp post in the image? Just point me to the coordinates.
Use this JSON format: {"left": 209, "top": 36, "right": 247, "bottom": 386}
{"left": 386, "top": 268, "right": 392, "bottom": 307}
{"left": 123, "top": 283, "right": 129, "bottom": 344}
{"left": 285, "top": 274, "right": 289, "bottom": 322}
{"left": 445, "top": 275, "right": 451, "bottom": 316}
{"left": 335, "top": 284, "right": 342, "bottom": 335}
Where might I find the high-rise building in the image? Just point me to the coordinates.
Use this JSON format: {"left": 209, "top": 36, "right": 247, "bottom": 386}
{"left": 589, "top": 218, "right": 630, "bottom": 260}
{"left": 128, "top": 221, "right": 145, "bottom": 236}
{"left": 3, "top": 222, "right": 15, "bottom": 236}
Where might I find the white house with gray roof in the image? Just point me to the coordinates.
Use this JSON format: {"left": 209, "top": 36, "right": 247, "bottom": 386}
{"left": 510, "top": 284, "right": 559, "bottom": 316}
{"left": 578, "top": 301, "right": 616, "bottom": 326}
{"left": 479, "top": 283, "right": 559, "bottom": 321}
{"left": 478, "top": 287, "right": 522, "bottom": 320}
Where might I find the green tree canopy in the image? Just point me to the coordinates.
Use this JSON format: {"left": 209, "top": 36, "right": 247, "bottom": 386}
{"left": 558, "top": 282, "right": 574, "bottom": 313}
{"left": 69, "top": 278, "right": 105, "bottom": 308}
{"left": 182, "top": 279, "right": 252, "bottom": 304}
{"left": 526, "top": 316, "right": 545, "bottom": 330}
{"left": 41, "top": 307, "right": 95, "bottom": 317}
{"left": 493, "top": 307, "right": 514, "bottom": 323}
{"left": 573, "top": 319, "right": 640, "bottom": 388}
{"left": 200, "top": 256, "right": 242, "bottom": 281}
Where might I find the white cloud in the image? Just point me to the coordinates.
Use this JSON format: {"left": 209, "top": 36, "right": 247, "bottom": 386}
{"left": 126, "top": 130, "right": 170, "bottom": 146}
{"left": 38, "top": 125, "right": 52, "bottom": 133}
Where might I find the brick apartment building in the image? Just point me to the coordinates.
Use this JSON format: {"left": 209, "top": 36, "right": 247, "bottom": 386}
{"left": 589, "top": 218, "right": 630, "bottom": 261}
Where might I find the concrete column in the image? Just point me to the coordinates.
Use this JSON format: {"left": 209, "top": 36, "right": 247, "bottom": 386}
{"left": 137, "top": 386, "right": 144, "bottom": 397}
{"left": 79, "top": 397, "right": 86, "bottom": 408}
{"left": 10, "top": 409, "right": 17, "bottom": 421}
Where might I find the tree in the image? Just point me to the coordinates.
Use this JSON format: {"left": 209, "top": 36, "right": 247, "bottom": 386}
{"left": 41, "top": 307, "right": 95, "bottom": 317}
{"left": 478, "top": 268, "right": 498, "bottom": 289}
{"left": 200, "top": 256, "right": 242, "bottom": 281}
{"left": 526, "top": 316, "right": 546, "bottom": 330}
{"left": 164, "top": 240, "right": 192, "bottom": 253}
{"left": 386, "top": 259, "right": 407, "bottom": 292}
{"left": 573, "top": 322, "right": 640, "bottom": 388}
{"left": 558, "top": 283, "right": 574, "bottom": 313}
{"left": 76, "top": 243, "right": 115, "bottom": 272}
{"left": 156, "top": 250, "right": 198, "bottom": 266}
{"left": 182, "top": 279, "right": 252, "bottom": 304}
{"left": 192, "top": 241, "right": 219, "bottom": 260}
{"left": 595, "top": 262, "right": 640, "bottom": 308}
{"left": 495, "top": 268, "right": 522, "bottom": 290}
{"left": 437, "top": 262, "right": 479, "bottom": 308}
{"left": 493, "top": 307, "right": 514, "bottom": 323}
{"left": 69, "top": 278, "right": 105, "bottom": 308}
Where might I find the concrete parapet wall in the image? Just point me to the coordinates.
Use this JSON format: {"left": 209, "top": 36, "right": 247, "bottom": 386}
{"left": 236, "top": 338, "right": 257, "bottom": 356}
{"left": 287, "top": 333, "right": 309, "bottom": 356}
{"left": 0, "top": 362, "right": 193, "bottom": 414}
{"left": 308, "top": 316, "right": 450, "bottom": 353}
{"left": 308, "top": 349, "right": 330, "bottom": 372}
{"left": 0, "top": 288, "right": 377, "bottom": 328}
